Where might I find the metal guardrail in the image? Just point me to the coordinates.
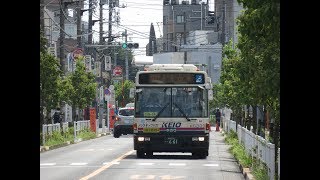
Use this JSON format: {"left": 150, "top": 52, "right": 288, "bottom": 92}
{"left": 74, "top": 120, "right": 90, "bottom": 142}
{"left": 223, "top": 118, "right": 278, "bottom": 180}
{"left": 42, "top": 122, "right": 69, "bottom": 145}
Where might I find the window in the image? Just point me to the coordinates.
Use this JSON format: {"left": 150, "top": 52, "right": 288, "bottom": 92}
{"left": 176, "top": 15, "right": 185, "bottom": 24}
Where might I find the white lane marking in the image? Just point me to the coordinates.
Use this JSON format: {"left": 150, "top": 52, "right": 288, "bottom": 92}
{"left": 168, "top": 163, "right": 186, "bottom": 166}
{"left": 79, "top": 149, "right": 94, "bottom": 152}
{"left": 70, "top": 163, "right": 88, "bottom": 166}
{"left": 137, "top": 163, "right": 154, "bottom": 166}
{"left": 102, "top": 161, "right": 120, "bottom": 165}
{"left": 107, "top": 149, "right": 113, "bottom": 150}
{"left": 130, "top": 175, "right": 156, "bottom": 179}
{"left": 40, "top": 163, "right": 56, "bottom": 166}
{"left": 203, "top": 164, "right": 219, "bottom": 167}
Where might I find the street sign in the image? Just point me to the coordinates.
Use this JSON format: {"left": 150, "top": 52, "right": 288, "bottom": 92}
{"left": 113, "top": 66, "right": 123, "bottom": 76}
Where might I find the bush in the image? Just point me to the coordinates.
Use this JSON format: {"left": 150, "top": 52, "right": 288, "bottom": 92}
{"left": 224, "top": 130, "right": 268, "bottom": 180}
{"left": 44, "top": 131, "right": 64, "bottom": 146}
{"left": 252, "top": 160, "right": 269, "bottom": 180}
{"left": 225, "top": 130, "right": 252, "bottom": 167}
{"left": 78, "top": 128, "right": 96, "bottom": 140}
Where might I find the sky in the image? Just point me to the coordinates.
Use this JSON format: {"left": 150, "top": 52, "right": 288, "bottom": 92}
{"left": 82, "top": 0, "right": 214, "bottom": 62}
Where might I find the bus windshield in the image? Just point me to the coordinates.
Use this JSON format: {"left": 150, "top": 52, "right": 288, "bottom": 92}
{"left": 135, "top": 87, "right": 208, "bottom": 118}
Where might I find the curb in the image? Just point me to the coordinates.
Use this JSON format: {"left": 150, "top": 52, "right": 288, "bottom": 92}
{"left": 40, "top": 141, "right": 71, "bottom": 152}
{"left": 40, "top": 133, "right": 111, "bottom": 153}
{"left": 239, "top": 164, "right": 255, "bottom": 180}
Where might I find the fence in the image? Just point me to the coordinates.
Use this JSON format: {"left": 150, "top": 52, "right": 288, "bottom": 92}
{"left": 74, "top": 120, "right": 90, "bottom": 142}
{"left": 42, "top": 119, "right": 107, "bottom": 145}
{"left": 223, "top": 118, "right": 279, "bottom": 180}
{"left": 42, "top": 122, "right": 69, "bottom": 145}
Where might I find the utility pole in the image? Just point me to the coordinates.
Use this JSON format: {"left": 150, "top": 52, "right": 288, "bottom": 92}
{"left": 77, "top": 0, "right": 82, "bottom": 47}
{"left": 108, "top": 0, "right": 113, "bottom": 45}
{"left": 124, "top": 29, "right": 129, "bottom": 80}
{"left": 59, "top": 0, "right": 66, "bottom": 74}
{"left": 88, "top": 0, "right": 93, "bottom": 45}
{"left": 99, "top": 0, "right": 103, "bottom": 44}
{"left": 98, "top": 0, "right": 105, "bottom": 131}
{"left": 184, "top": 12, "right": 187, "bottom": 64}
{"left": 222, "top": 0, "right": 226, "bottom": 46}
{"left": 113, "top": 46, "right": 117, "bottom": 66}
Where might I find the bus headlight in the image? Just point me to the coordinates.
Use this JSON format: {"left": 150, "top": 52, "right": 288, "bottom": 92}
{"left": 137, "top": 137, "right": 150, "bottom": 142}
{"left": 198, "top": 137, "right": 205, "bottom": 141}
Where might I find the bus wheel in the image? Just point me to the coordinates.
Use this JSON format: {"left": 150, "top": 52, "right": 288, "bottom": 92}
{"left": 192, "top": 151, "right": 207, "bottom": 159}
{"left": 146, "top": 151, "right": 153, "bottom": 158}
{"left": 137, "top": 150, "right": 144, "bottom": 158}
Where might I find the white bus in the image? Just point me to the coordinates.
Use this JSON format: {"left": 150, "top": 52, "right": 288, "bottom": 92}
{"left": 132, "top": 64, "right": 213, "bottom": 158}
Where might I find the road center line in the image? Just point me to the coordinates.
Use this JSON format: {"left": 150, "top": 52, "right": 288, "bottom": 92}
{"left": 79, "top": 150, "right": 134, "bottom": 180}
{"left": 168, "top": 163, "right": 186, "bottom": 166}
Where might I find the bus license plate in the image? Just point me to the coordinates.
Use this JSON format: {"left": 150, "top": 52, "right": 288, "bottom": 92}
{"left": 164, "top": 137, "right": 178, "bottom": 145}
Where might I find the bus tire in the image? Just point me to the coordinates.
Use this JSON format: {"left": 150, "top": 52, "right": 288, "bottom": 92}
{"left": 136, "top": 150, "right": 144, "bottom": 158}
{"left": 146, "top": 151, "right": 153, "bottom": 158}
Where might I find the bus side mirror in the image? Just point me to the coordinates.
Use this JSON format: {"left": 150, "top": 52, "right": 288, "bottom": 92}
{"left": 208, "top": 89, "right": 213, "bottom": 100}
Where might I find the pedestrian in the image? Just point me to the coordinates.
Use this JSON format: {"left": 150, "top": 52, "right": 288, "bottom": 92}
{"left": 215, "top": 109, "right": 221, "bottom": 131}
{"left": 53, "top": 109, "right": 61, "bottom": 124}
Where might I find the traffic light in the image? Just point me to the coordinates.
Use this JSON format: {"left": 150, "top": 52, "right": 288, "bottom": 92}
{"left": 122, "top": 43, "right": 139, "bottom": 49}
{"left": 122, "top": 43, "right": 127, "bottom": 49}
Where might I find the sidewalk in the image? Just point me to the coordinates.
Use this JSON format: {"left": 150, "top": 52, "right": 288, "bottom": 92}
{"left": 40, "top": 127, "right": 112, "bottom": 152}
{"left": 217, "top": 126, "right": 255, "bottom": 180}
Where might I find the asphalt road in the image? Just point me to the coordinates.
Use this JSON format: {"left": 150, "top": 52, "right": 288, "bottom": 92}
{"left": 40, "top": 130, "right": 245, "bottom": 180}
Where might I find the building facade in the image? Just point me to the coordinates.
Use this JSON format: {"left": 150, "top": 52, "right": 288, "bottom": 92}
{"left": 162, "top": 0, "right": 215, "bottom": 52}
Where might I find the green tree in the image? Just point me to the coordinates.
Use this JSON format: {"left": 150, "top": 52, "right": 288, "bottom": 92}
{"left": 40, "top": 52, "right": 62, "bottom": 129}
{"left": 63, "top": 59, "right": 97, "bottom": 121}
{"left": 40, "top": 33, "right": 47, "bottom": 54}
{"left": 114, "top": 80, "right": 135, "bottom": 107}
{"left": 214, "top": 0, "right": 280, "bottom": 178}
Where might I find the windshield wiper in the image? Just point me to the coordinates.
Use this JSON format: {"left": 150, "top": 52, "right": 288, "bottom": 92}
{"left": 173, "top": 103, "right": 191, "bottom": 121}
{"left": 152, "top": 103, "right": 170, "bottom": 121}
